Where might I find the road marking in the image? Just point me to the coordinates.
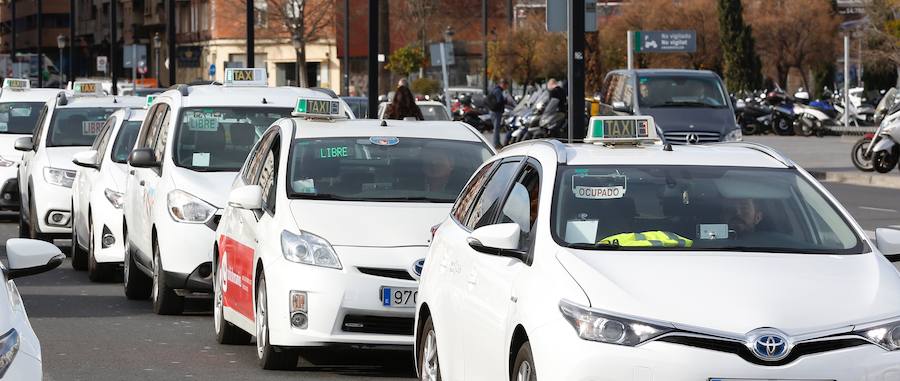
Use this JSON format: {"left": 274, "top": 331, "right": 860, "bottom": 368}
{"left": 860, "top": 206, "right": 898, "bottom": 213}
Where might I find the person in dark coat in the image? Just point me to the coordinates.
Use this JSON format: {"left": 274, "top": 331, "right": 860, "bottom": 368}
{"left": 384, "top": 85, "right": 424, "bottom": 120}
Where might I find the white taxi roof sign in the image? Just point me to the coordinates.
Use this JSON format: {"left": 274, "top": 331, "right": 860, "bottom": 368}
{"left": 292, "top": 97, "right": 344, "bottom": 119}
{"left": 224, "top": 68, "right": 267, "bottom": 87}
{"left": 584, "top": 116, "right": 659, "bottom": 145}
{"left": 72, "top": 81, "right": 103, "bottom": 96}
{"left": 2, "top": 78, "right": 30, "bottom": 90}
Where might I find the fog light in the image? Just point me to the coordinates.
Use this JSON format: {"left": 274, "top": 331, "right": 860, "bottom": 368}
{"left": 45, "top": 211, "right": 71, "bottom": 227}
{"left": 102, "top": 234, "right": 115, "bottom": 248}
{"left": 2, "top": 193, "right": 10, "bottom": 200}
{"left": 290, "top": 312, "right": 308, "bottom": 328}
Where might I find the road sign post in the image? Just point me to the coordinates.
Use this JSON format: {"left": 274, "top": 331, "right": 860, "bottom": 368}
{"left": 568, "top": 0, "right": 586, "bottom": 143}
{"left": 627, "top": 30, "right": 634, "bottom": 69}
{"left": 632, "top": 30, "right": 697, "bottom": 53}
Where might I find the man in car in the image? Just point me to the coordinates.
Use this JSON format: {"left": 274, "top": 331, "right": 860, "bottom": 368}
{"left": 725, "top": 198, "right": 765, "bottom": 236}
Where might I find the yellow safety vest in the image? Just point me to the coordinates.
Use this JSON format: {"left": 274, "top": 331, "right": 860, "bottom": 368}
{"left": 599, "top": 231, "right": 693, "bottom": 248}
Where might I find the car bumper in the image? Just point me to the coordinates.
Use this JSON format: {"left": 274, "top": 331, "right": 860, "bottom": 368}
{"left": 91, "top": 201, "right": 124, "bottom": 264}
{"left": 3, "top": 351, "right": 41, "bottom": 380}
{"left": 530, "top": 319, "right": 900, "bottom": 381}
{"left": 31, "top": 180, "right": 72, "bottom": 235}
{"left": 264, "top": 246, "right": 426, "bottom": 348}
{"left": 155, "top": 215, "right": 220, "bottom": 293}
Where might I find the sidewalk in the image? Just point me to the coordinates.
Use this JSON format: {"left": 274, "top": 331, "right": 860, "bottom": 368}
{"left": 744, "top": 135, "right": 900, "bottom": 189}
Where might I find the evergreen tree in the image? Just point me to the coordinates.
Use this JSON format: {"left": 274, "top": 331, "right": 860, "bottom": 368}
{"left": 718, "top": 0, "right": 762, "bottom": 92}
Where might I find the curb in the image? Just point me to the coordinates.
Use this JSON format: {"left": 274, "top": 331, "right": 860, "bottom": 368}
{"left": 809, "top": 170, "right": 900, "bottom": 189}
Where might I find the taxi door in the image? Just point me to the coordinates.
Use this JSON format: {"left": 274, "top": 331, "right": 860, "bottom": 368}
{"left": 74, "top": 119, "right": 114, "bottom": 245}
{"left": 222, "top": 132, "right": 276, "bottom": 320}
{"left": 126, "top": 103, "right": 167, "bottom": 261}
{"left": 19, "top": 104, "right": 48, "bottom": 218}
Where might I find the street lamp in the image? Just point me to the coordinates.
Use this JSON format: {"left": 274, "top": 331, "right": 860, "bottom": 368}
{"left": 292, "top": 33, "right": 302, "bottom": 86}
{"left": 440, "top": 26, "right": 455, "bottom": 109}
{"left": 56, "top": 34, "right": 66, "bottom": 89}
{"left": 153, "top": 32, "right": 161, "bottom": 87}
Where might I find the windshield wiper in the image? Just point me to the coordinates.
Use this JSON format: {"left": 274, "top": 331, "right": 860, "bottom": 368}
{"left": 564, "top": 242, "right": 621, "bottom": 250}
{"left": 366, "top": 196, "right": 455, "bottom": 203}
{"left": 653, "top": 101, "right": 721, "bottom": 108}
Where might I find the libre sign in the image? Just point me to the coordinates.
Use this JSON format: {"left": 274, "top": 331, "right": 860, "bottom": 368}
{"left": 633, "top": 30, "right": 697, "bottom": 53}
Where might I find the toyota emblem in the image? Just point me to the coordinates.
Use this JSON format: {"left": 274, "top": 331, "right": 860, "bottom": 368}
{"left": 746, "top": 328, "right": 791, "bottom": 361}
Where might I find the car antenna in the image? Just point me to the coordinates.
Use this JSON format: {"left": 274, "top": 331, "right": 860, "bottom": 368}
{"left": 261, "top": 97, "right": 268, "bottom": 104}
{"left": 663, "top": 143, "right": 673, "bottom": 151}
{"left": 380, "top": 120, "right": 388, "bottom": 127}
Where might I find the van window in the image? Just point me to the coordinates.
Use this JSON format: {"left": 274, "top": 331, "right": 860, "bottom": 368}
{"left": 637, "top": 75, "right": 728, "bottom": 108}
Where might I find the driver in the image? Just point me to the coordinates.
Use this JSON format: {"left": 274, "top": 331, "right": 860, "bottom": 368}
{"left": 423, "top": 149, "right": 455, "bottom": 193}
{"left": 725, "top": 198, "right": 765, "bottom": 236}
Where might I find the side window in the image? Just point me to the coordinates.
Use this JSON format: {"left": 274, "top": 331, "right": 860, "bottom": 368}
{"left": 621, "top": 75, "right": 634, "bottom": 108}
{"left": 498, "top": 162, "right": 541, "bottom": 247}
{"left": 137, "top": 104, "right": 162, "bottom": 149}
{"left": 451, "top": 161, "right": 498, "bottom": 224}
{"left": 612, "top": 74, "right": 627, "bottom": 104}
{"left": 601, "top": 75, "right": 615, "bottom": 104}
{"left": 153, "top": 107, "right": 170, "bottom": 161}
{"left": 257, "top": 137, "right": 280, "bottom": 214}
{"left": 91, "top": 118, "right": 114, "bottom": 151}
{"left": 242, "top": 132, "right": 274, "bottom": 184}
{"left": 465, "top": 160, "right": 520, "bottom": 230}
{"left": 32, "top": 105, "right": 48, "bottom": 144}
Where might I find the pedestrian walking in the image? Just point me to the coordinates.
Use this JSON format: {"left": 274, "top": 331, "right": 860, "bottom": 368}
{"left": 384, "top": 84, "right": 424, "bottom": 120}
{"left": 488, "top": 79, "right": 511, "bottom": 148}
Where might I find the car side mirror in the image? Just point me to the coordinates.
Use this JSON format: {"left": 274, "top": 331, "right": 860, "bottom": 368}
{"left": 72, "top": 150, "right": 99, "bottom": 169}
{"left": 228, "top": 185, "right": 263, "bottom": 210}
{"left": 13, "top": 137, "right": 33, "bottom": 152}
{"left": 5, "top": 239, "right": 64, "bottom": 279}
{"left": 467, "top": 223, "right": 526, "bottom": 262}
{"left": 127, "top": 148, "right": 160, "bottom": 169}
{"left": 612, "top": 101, "right": 631, "bottom": 114}
{"left": 875, "top": 228, "right": 900, "bottom": 263}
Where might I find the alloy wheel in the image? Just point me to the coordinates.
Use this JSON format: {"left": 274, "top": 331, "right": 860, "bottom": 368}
{"left": 256, "top": 280, "right": 268, "bottom": 359}
{"left": 421, "top": 330, "right": 439, "bottom": 381}
{"left": 516, "top": 360, "right": 533, "bottom": 381}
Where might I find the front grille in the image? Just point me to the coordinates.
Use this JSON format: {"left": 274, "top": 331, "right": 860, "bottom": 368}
{"left": 357, "top": 267, "right": 415, "bottom": 281}
{"left": 663, "top": 131, "right": 720, "bottom": 145}
{"left": 341, "top": 315, "right": 414, "bottom": 335}
{"left": 658, "top": 335, "right": 867, "bottom": 366}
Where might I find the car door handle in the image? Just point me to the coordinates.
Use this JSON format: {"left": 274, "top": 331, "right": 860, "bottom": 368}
{"left": 129, "top": 170, "right": 134, "bottom": 175}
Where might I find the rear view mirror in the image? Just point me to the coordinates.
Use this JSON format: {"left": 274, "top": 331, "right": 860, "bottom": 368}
{"left": 875, "top": 228, "right": 900, "bottom": 263}
{"left": 612, "top": 101, "right": 631, "bottom": 114}
{"left": 127, "top": 148, "right": 160, "bottom": 169}
{"left": 467, "top": 223, "right": 526, "bottom": 262}
{"left": 72, "top": 150, "right": 99, "bottom": 169}
{"left": 13, "top": 137, "right": 33, "bottom": 152}
{"left": 228, "top": 185, "right": 263, "bottom": 210}
{"left": 5, "top": 239, "right": 64, "bottom": 279}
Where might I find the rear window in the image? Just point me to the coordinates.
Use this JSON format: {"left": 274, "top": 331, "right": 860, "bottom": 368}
{"left": 47, "top": 107, "right": 119, "bottom": 147}
{"left": 0, "top": 102, "right": 44, "bottom": 134}
{"left": 420, "top": 105, "right": 450, "bottom": 121}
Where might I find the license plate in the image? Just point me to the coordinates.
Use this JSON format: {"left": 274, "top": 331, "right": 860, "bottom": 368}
{"left": 381, "top": 287, "right": 417, "bottom": 308}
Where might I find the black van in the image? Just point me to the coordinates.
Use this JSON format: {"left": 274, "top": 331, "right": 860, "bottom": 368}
{"left": 599, "top": 69, "right": 741, "bottom": 144}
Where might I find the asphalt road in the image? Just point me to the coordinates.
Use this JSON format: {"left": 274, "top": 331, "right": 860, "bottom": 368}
{"left": 3, "top": 182, "right": 898, "bottom": 381}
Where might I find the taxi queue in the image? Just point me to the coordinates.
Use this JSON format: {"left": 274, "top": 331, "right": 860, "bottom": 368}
{"left": 0, "top": 71, "right": 899, "bottom": 381}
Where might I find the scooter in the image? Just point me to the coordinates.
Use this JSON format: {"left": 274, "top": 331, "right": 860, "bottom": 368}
{"left": 735, "top": 92, "right": 773, "bottom": 135}
{"left": 766, "top": 89, "right": 796, "bottom": 136}
{"left": 853, "top": 88, "right": 900, "bottom": 173}
{"left": 792, "top": 90, "right": 833, "bottom": 137}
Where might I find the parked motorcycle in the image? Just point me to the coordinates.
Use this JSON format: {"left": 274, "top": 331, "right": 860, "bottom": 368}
{"left": 852, "top": 88, "right": 900, "bottom": 172}
{"left": 767, "top": 89, "right": 796, "bottom": 136}
{"left": 735, "top": 92, "right": 773, "bottom": 135}
{"left": 792, "top": 90, "right": 833, "bottom": 137}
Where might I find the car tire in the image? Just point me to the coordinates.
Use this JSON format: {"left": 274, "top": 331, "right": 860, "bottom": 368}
{"left": 851, "top": 138, "right": 875, "bottom": 172}
{"left": 215, "top": 253, "right": 252, "bottom": 345}
{"left": 256, "top": 273, "right": 298, "bottom": 370}
{"left": 71, "top": 206, "right": 88, "bottom": 271}
{"left": 151, "top": 238, "right": 184, "bottom": 315}
{"left": 511, "top": 341, "right": 537, "bottom": 381}
{"left": 123, "top": 229, "right": 152, "bottom": 300}
{"left": 773, "top": 116, "right": 793, "bottom": 136}
{"left": 418, "top": 316, "right": 442, "bottom": 381}
{"left": 87, "top": 213, "right": 114, "bottom": 282}
{"left": 28, "top": 192, "right": 52, "bottom": 243}
{"left": 18, "top": 207, "right": 29, "bottom": 238}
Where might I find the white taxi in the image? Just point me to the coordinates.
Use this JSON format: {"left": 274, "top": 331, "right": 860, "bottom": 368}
{"left": 122, "top": 68, "right": 350, "bottom": 315}
{"left": 415, "top": 116, "right": 900, "bottom": 381}
{"left": 71, "top": 107, "right": 146, "bottom": 280}
{"left": 0, "top": 79, "right": 62, "bottom": 212}
{"left": 15, "top": 82, "right": 144, "bottom": 242}
{"left": 213, "top": 96, "right": 494, "bottom": 369}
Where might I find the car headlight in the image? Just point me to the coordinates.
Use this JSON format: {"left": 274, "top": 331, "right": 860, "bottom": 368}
{"left": 43, "top": 167, "right": 76, "bottom": 188}
{"left": 0, "top": 329, "right": 20, "bottom": 378}
{"left": 0, "top": 156, "right": 15, "bottom": 167}
{"left": 280, "top": 230, "right": 342, "bottom": 269}
{"left": 724, "top": 128, "right": 743, "bottom": 142}
{"left": 104, "top": 188, "right": 124, "bottom": 209}
{"left": 559, "top": 299, "right": 674, "bottom": 346}
{"left": 854, "top": 319, "right": 900, "bottom": 351}
{"left": 167, "top": 190, "right": 216, "bottom": 223}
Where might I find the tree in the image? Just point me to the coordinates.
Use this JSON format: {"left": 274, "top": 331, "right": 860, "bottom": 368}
{"left": 864, "top": 0, "right": 900, "bottom": 84}
{"left": 386, "top": 45, "right": 425, "bottom": 77}
{"left": 488, "top": 19, "right": 565, "bottom": 91}
{"left": 718, "top": 0, "right": 762, "bottom": 92}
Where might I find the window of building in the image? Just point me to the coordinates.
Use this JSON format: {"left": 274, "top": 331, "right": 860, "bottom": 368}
{"left": 255, "top": 0, "right": 268, "bottom": 28}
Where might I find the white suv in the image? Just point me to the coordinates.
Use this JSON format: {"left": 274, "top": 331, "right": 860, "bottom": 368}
{"left": 122, "top": 68, "right": 351, "bottom": 315}
{"left": 16, "top": 82, "right": 143, "bottom": 242}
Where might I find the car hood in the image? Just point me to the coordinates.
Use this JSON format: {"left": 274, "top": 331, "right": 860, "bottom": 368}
{"left": 289, "top": 201, "right": 450, "bottom": 247}
{"left": 557, "top": 249, "right": 900, "bottom": 334}
{"left": 639, "top": 107, "right": 735, "bottom": 133}
{"left": 0, "top": 134, "right": 28, "bottom": 162}
{"left": 168, "top": 167, "right": 238, "bottom": 209}
{"left": 46, "top": 146, "right": 90, "bottom": 170}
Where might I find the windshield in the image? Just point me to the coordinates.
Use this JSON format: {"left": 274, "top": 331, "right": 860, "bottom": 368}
{"left": 637, "top": 75, "right": 728, "bottom": 108}
{"left": 420, "top": 105, "right": 450, "bottom": 121}
{"left": 0, "top": 102, "right": 43, "bottom": 134}
{"left": 47, "top": 107, "right": 119, "bottom": 147}
{"left": 552, "top": 165, "right": 864, "bottom": 254}
{"left": 111, "top": 121, "right": 142, "bottom": 163}
{"left": 288, "top": 137, "right": 493, "bottom": 202}
{"left": 174, "top": 107, "right": 291, "bottom": 171}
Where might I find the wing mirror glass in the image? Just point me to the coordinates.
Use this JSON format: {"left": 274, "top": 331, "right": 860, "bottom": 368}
{"left": 612, "top": 101, "right": 632, "bottom": 114}
{"left": 127, "top": 148, "right": 160, "bottom": 169}
{"left": 5, "top": 239, "right": 64, "bottom": 279}
{"left": 72, "top": 150, "right": 99, "bottom": 169}
{"left": 228, "top": 185, "right": 263, "bottom": 210}
{"left": 13, "top": 137, "right": 33, "bottom": 152}
{"left": 467, "top": 223, "right": 526, "bottom": 262}
{"left": 875, "top": 228, "right": 900, "bottom": 263}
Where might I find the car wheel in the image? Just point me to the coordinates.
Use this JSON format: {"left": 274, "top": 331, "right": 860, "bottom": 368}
{"left": 123, "top": 229, "right": 152, "bottom": 300}
{"left": 71, "top": 206, "right": 88, "bottom": 271}
{"left": 418, "top": 316, "right": 442, "bottom": 381}
{"left": 151, "top": 238, "right": 184, "bottom": 315}
{"left": 851, "top": 138, "right": 875, "bottom": 172}
{"left": 87, "top": 213, "right": 113, "bottom": 282}
{"left": 774, "top": 116, "right": 793, "bottom": 136}
{"left": 256, "top": 273, "right": 298, "bottom": 370}
{"left": 511, "top": 341, "right": 537, "bottom": 381}
{"left": 28, "top": 193, "right": 52, "bottom": 243}
{"left": 215, "top": 252, "right": 251, "bottom": 345}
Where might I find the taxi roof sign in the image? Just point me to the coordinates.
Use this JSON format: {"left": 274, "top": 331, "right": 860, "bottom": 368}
{"left": 292, "top": 97, "right": 344, "bottom": 119}
{"left": 224, "top": 68, "right": 267, "bottom": 87}
{"left": 584, "top": 116, "right": 659, "bottom": 145}
{"left": 72, "top": 81, "right": 104, "bottom": 96}
{"left": 2, "top": 78, "right": 30, "bottom": 90}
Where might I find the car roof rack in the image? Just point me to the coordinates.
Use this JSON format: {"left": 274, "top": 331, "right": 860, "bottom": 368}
{"left": 501, "top": 138, "right": 568, "bottom": 164}
{"left": 708, "top": 141, "right": 794, "bottom": 167}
